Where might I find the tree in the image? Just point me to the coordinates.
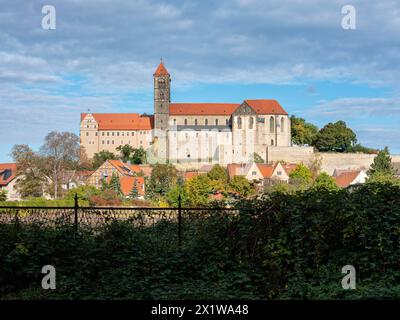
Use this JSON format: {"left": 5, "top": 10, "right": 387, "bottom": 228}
{"left": 40, "top": 131, "right": 80, "bottom": 199}
{"left": 313, "top": 121, "right": 357, "bottom": 152}
{"left": 289, "top": 163, "right": 313, "bottom": 189}
{"left": 131, "top": 147, "right": 147, "bottom": 164}
{"left": 252, "top": 152, "right": 265, "bottom": 163}
{"left": 64, "top": 185, "right": 101, "bottom": 201}
{"left": 108, "top": 173, "right": 122, "bottom": 196}
{"left": 290, "top": 116, "right": 318, "bottom": 146}
{"left": 93, "top": 151, "right": 116, "bottom": 169}
{"left": 228, "top": 176, "right": 254, "bottom": 197}
{"left": 129, "top": 179, "right": 139, "bottom": 199}
{"left": 0, "top": 190, "right": 7, "bottom": 201}
{"left": 145, "top": 164, "right": 178, "bottom": 200}
{"left": 116, "top": 144, "right": 135, "bottom": 163}
{"left": 368, "top": 147, "right": 395, "bottom": 178}
{"left": 207, "top": 164, "right": 228, "bottom": 182}
{"left": 312, "top": 172, "right": 339, "bottom": 191}
{"left": 186, "top": 174, "right": 213, "bottom": 206}
{"left": 166, "top": 184, "right": 188, "bottom": 207}
{"left": 11, "top": 144, "right": 46, "bottom": 198}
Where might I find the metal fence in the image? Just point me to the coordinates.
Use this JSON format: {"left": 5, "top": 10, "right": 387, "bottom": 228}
{"left": 0, "top": 194, "right": 239, "bottom": 248}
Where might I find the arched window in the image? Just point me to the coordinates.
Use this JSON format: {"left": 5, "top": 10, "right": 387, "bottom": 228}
{"left": 270, "top": 116, "right": 275, "bottom": 133}
{"left": 237, "top": 117, "right": 242, "bottom": 129}
{"left": 184, "top": 119, "right": 188, "bottom": 126}
{"left": 281, "top": 117, "right": 284, "bottom": 132}
{"left": 249, "top": 117, "right": 254, "bottom": 129}
{"left": 205, "top": 119, "right": 208, "bottom": 126}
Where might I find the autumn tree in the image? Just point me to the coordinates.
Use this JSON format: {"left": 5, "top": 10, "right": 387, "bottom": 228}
{"left": 186, "top": 174, "right": 212, "bottom": 206}
{"left": 39, "top": 131, "right": 80, "bottom": 199}
{"left": 11, "top": 144, "right": 46, "bottom": 198}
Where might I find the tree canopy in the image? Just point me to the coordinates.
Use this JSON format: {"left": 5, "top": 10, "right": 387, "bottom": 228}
{"left": 290, "top": 115, "right": 319, "bottom": 146}
{"left": 313, "top": 121, "right": 357, "bottom": 152}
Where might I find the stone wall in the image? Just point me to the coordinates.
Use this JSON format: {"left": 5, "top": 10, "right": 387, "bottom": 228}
{"left": 266, "top": 146, "right": 400, "bottom": 175}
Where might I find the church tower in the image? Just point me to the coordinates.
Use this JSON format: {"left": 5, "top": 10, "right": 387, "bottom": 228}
{"left": 153, "top": 60, "right": 171, "bottom": 162}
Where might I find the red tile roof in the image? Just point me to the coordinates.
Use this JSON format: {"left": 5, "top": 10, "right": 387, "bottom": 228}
{"left": 244, "top": 100, "right": 288, "bottom": 115}
{"left": 334, "top": 170, "right": 361, "bottom": 188}
{"left": 169, "top": 103, "right": 240, "bottom": 115}
{"left": 184, "top": 171, "right": 199, "bottom": 180}
{"left": 0, "top": 163, "right": 17, "bottom": 186}
{"left": 281, "top": 163, "right": 298, "bottom": 175}
{"left": 154, "top": 62, "right": 170, "bottom": 76}
{"left": 256, "top": 163, "right": 276, "bottom": 178}
{"left": 81, "top": 113, "right": 154, "bottom": 130}
{"left": 108, "top": 160, "right": 133, "bottom": 176}
{"left": 120, "top": 176, "right": 145, "bottom": 196}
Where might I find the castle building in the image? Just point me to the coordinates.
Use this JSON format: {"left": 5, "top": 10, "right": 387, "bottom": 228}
{"left": 80, "top": 61, "right": 291, "bottom": 166}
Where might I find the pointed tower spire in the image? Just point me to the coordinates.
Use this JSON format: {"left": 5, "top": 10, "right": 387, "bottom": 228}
{"left": 154, "top": 59, "right": 170, "bottom": 76}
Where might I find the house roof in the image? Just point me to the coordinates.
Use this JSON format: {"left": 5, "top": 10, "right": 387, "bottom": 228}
{"left": 244, "top": 100, "right": 288, "bottom": 115}
{"left": 154, "top": 62, "right": 170, "bottom": 76}
{"left": 169, "top": 103, "right": 240, "bottom": 116}
{"left": 281, "top": 163, "right": 298, "bottom": 175}
{"left": 256, "top": 163, "right": 276, "bottom": 178}
{"left": 81, "top": 113, "right": 154, "bottom": 130}
{"left": 184, "top": 171, "right": 199, "bottom": 180}
{"left": 120, "top": 176, "right": 145, "bottom": 196}
{"left": 0, "top": 163, "right": 17, "bottom": 186}
{"left": 227, "top": 163, "right": 251, "bottom": 179}
{"left": 334, "top": 170, "right": 362, "bottom": 188}
{"left": 108, "top": 160, "right": 133, "bottom": 176}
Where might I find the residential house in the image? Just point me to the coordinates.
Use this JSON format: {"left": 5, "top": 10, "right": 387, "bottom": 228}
{"left": 333, "top": 169, "right": 368, "bottom": 188}
{"left": 120, "top": 176, "right": 145, "bottom": 198}
{"left": 0, "top": 163, "right": 21, "bottom": 201}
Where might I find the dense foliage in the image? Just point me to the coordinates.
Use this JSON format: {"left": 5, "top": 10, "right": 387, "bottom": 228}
{"left": 1, "top": 182, "right": 399, "bottom": 299}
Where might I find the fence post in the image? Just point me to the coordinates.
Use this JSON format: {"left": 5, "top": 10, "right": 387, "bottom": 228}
{"left": 74, "top": 193, "right": 79, "bottom": 232}
{"left": 178, "top": 193, "right": 182, "bottom": 249}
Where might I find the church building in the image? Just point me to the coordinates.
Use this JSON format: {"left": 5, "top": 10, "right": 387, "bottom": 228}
{"left": 80, "top": 61, "right": 291, "bottom": 166}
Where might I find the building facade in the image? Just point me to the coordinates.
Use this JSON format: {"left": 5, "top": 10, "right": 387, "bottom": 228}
{"left": 80, "top": 62, "right": 292, "bottom": 165}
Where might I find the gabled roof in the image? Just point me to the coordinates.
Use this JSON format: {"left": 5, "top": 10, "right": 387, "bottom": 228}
{"left": 108, "top": 160, "right": 133, "bottom": 176}
{"left": 120, "top": 176, "right": 145, "bottom": 196}
{"left": 256, "top": 163, "right": 276, "bottom": 178}
{"left": 81, "top": 113, "right": 154, "bottom": 130}
{"left": 169, "top": 103, "right": 240, "bottom": 116}
{"left": 0, "top": 163, "right": 17, "bottom": 186}
{"left": 154, "top": 62, "right": 170, "bottom": 76}
{"left": 334, "top": 170, "right": 362, "bottom": 188}
{"left": 244, "top": 100, "right": 288, "bottom": 115}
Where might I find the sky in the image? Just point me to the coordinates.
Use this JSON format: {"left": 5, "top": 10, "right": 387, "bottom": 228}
{"left": 0, "top": 0, "right": 399, "bottom": 162}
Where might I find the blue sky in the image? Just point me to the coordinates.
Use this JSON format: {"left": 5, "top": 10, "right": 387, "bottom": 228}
{"left": 0, "top": 0, "right": 400, "bottom": 162}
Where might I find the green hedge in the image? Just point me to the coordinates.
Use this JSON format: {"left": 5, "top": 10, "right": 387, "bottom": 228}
{"left": 0, "top": 182, "right": 399, "bottom": 299}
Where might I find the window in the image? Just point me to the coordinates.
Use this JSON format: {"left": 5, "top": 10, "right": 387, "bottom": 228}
{"left": 107, "top": 132, "right": 110, "bottom": 136}
{"left": 132, "top": 132, "right": 134, "bottom": 136}
{"left": 102, "top": 132, "right": 104, "bottom": 136}
{"left": 102, "top": 141, "right": 104, "bottom": 144}
{"left": 195, "top": 119, "right": 198, "bottom": 126}
{"left": 237, "top": 117, "right": 242, "bottom": 129}
{"left": 271, "top": 139, "right": 274, "bottom": 146}
{"left": 205, "top": 119, "right": 208, "bottom": 126}
{"left": 173, "top": 119, "right": 176, "bottom": 126}
{"left": 112, "top": 132, "right": 114, "bottom": 136}
{"left": 249, "top": 117, "right": 254, "bottom": 129}
{"left": 86, "top": 132, "right": 89, "bottom": 136}
{"left": 117, "top": 132, "right": 119, "bottom": 136}
{"left": 270, "top": 117, "right": 275, "bottom": 133}
{"left": 215, "top": 119, "right": 219, "bottom": 125}
{"left": 277, "top": 171, "right": 282, "bottom": 176}
{"left": 281, "top": 117, "right": 285, "bottom": 132}
{"left": 184, "top": 119, "right": 188, "bottom": 125}
{"left": 252, "top": 171, "right": 257, "bottom": 176}
{"left": 95, "top": 132, "right": 98, "bottom": 136}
